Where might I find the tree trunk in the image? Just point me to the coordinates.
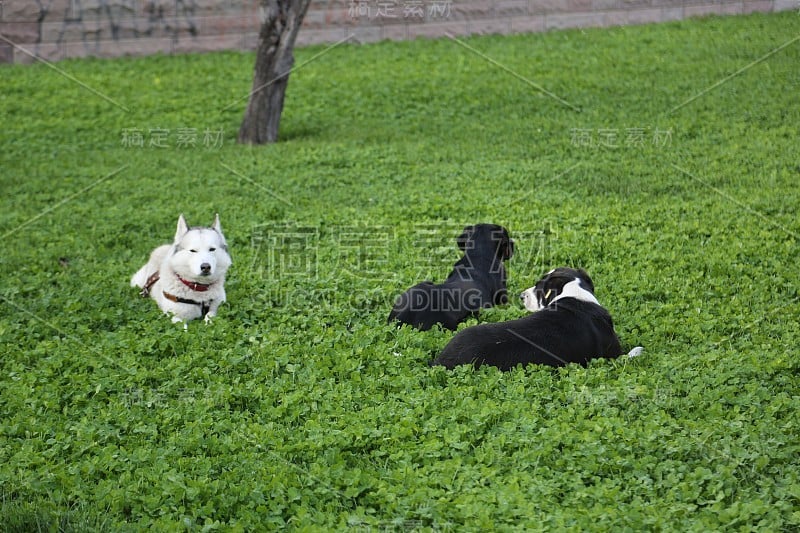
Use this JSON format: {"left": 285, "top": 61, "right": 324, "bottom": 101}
{"left": 238, "top": 0, "right": 311, "bottom": 144}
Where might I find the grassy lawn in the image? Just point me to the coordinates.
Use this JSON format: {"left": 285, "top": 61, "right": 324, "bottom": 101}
{"left": 1, "top": 10, "right": 799, "bottom": 530}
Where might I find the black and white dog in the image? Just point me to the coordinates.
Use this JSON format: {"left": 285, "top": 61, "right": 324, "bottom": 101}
{"left": 388, "top": 224, "right": 515, "bottom": 331}
{"left": 432, "top": 267, "right": 636, "bottom": 370}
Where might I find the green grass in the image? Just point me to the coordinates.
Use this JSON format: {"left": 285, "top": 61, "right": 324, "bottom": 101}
{"left": 2, "top": 10, "right": 800, "bottom": 530}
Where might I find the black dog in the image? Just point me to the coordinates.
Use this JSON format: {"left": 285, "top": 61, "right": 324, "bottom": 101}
{"left": 432, "top": 268, "right": 624, "bottom": 370}
{"left": 388, "top": 224, "right": 514, "bottom": 331}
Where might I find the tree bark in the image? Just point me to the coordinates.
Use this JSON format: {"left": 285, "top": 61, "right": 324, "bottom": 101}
{"left": 238, "top": 0, "right": 311, "bottom": 144}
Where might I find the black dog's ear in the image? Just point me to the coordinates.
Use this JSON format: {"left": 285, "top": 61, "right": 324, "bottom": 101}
{"left": 502, "top": 238, "right": 515, "bottom": 261}
{"left": 492, "top": 227, "right": 514, "bottom": 260}
{"left": 576, "top": 268, "right": 595, "bottom": 293}
{"left": 456, "top": 225, "right": 474, "bottom": 251}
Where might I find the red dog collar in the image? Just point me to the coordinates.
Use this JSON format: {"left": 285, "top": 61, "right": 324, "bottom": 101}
{"left": 177, "top": 275, "right": 212, "bottom": 292}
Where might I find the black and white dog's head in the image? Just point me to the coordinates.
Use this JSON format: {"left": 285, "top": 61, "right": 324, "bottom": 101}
{"left": 520, "top": 267, "right": 599, "bottom": 312}
{"left": 456, "top": 223, "right": 515, "bottom": 265}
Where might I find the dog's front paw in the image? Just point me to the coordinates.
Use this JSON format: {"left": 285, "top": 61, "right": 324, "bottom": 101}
{"left": 204, "top": 314, "right": 215, "bottom": 325}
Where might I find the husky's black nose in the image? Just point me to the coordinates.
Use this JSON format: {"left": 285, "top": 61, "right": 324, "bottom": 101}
{"left": 200, "top": 263, "right": 212, "bottom": 275}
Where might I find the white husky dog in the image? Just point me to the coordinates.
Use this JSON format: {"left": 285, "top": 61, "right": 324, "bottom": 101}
{"left": 131, "top": 214, "right": 232, "bottom": 323}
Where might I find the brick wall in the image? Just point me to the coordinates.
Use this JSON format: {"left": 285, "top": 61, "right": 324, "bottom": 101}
{"left": 0, "top": 0, "right": 796, "bottom": 63}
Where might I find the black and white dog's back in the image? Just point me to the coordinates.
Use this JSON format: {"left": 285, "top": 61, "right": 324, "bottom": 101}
{"left": 388, "top": 224, "right": 514, "bottom": 331}
{"left": 433, "top": 268, "right": 625, "bottom": 370}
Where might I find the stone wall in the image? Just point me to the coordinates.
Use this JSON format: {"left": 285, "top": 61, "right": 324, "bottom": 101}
{"left": 0, "top": 0, "right": 796, "bottom": 63}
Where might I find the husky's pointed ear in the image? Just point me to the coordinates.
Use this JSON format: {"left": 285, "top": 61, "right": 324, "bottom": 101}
{"left": 175, "top": 214, "right": 189, "bottom": 242}
{"left": 212, "top": 213, "right": 222, "bottom": 234}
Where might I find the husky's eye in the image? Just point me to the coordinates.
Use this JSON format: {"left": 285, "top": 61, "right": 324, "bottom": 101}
{"left": 209, "top": 247, "right": 216, "bottom": 252}
{"left": 189, "top": 249, "right": 197, "bottom": 253}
